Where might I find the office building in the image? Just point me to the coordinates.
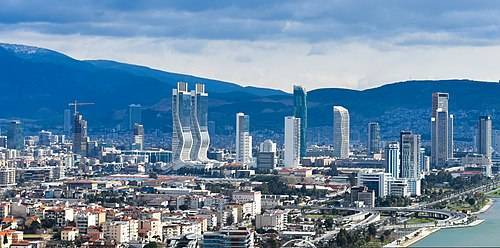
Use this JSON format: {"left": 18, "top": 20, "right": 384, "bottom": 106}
{"left": 388, "top": 179, "right": 410, "bottom": 197}
{"left": 0, "top": 167, "right": 16, "bottom": 187}
{"left": 39, "top": 130, "right": 52, "bottom": 146}
{"left": 64, "top": 109, "right": 72, "bottom": 135}
{"left": 72, "top": 113, "right": 88, "bottom": 157}
{"left": 172, "top": 82, "right": 210, "bottom": 162}
{"left": 284, "top": 116, "right": 301, "bottom": 168}
{"left": 333, "top": 106, "right": 350, "bottom": 158}
{"left": 357, "top": 171, "right": 392, "bottom": 198}
{"left": 203, "top": 227, "right": 254, "bottom": 248}
{"left": 132, "top": 123, "right": 144, "bottom": 150}
{"left": 236, "top": 113, "right": 252, "bottom": 166}
{"left": 384, "top": 142, "right": 400, "bottom": 178}
{"left": 7, "top": 120, "right": 23, "bottom": 150}
{"left": 400, "top": 131, "right": 421, "bottom": 196}
{"left": 128, "top": 104, "right": 142, "bottom": 130}
{"left": 478, "top": 116, "right": 493, "bottom": 159}
{"left": 431, "top": 92, "right": 453, "bottom": 167}
{"left": 368, "top": 122, "right": 381, "bottom": 154}
{"left": 257, "top": 140, "right": 277, "bottom": 170}
{"left": 400, "top": 132, "right": 421, "bottom": 179}
{"left": 293, "top": 85, "right": 307, "bottom": 158}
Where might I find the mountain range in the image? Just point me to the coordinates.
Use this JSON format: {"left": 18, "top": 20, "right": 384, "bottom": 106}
{"left": 1, "top": 43, "right": 499, "bottom": 144}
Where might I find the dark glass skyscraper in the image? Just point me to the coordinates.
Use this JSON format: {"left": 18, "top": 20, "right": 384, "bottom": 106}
{"left": 7, "top": 120, "right": 23, "bottom": 150}
{"left": 368, "top": 122, "right": 381, "bottom": 154}
{"left": 72, "top": 113, "right": 88, "bottom": 156}
{"left": 293, "top": 85, "right": 307, "bottom": 158}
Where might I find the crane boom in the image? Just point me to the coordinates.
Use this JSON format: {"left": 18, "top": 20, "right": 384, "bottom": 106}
{"left": 68, "top": 100, "right": 95, "bottom": 114}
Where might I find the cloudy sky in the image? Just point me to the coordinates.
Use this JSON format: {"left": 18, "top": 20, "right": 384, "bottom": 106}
{"left": 2, "top": 0, "right": 500, "bottom": 91}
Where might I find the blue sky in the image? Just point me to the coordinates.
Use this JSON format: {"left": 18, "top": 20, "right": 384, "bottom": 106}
{"left": 1, "top": 1, "right": 500, "bottom": 91}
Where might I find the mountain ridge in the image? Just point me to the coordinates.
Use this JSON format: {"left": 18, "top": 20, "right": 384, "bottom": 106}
{"left": 0, "top": 42, "right": 498, "bottom": 144}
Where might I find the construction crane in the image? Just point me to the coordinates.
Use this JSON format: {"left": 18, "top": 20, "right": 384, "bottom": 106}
{"left": 68, "top": 100, "right": 95, "bottom": 115}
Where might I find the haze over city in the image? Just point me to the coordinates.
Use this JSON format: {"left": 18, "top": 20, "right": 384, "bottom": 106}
{"left": 3, "top": 1, "right": 500, "bottom": 90}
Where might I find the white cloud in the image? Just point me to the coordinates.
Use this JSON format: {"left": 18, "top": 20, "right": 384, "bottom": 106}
{"left": 2, "top": 30, "right": 500, "bottom": 92}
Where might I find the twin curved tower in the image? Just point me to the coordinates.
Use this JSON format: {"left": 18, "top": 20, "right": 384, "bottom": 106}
{"left": 172, "top": 82, "right": 210, "bottom": 162}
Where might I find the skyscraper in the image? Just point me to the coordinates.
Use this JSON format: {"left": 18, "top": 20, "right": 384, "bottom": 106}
{"left": 171, "top": 82, "right": 210, "bottom": 162}
{"left": 368, "top": 122, "right": 381, "bottom": 154}
{"left": 400, "top": 131, "right": 421, "bottom": 196}
{"left": 284, "top": 116, "right": 301, "bottom": 168}
{"left": 431, "top": 92, "right": 453, "bottom": 167}
{"left": 384, "top": 142, "right": 400, "bottom": 179}
{"left": 333, "top": 106, "right": 350, "bottom": 159}
{"left": 478, "top": 116, "right": 493, "bottom": 159}
{"left": 293, "top": 85, "right": 307, "bottom": 158}
{"left": 400, "top": 131, "right": 421, "bottom": 179}
{"left": 7, "top": 120, "right": 23, "bottom": 150}
{"left": 72, "top": 113, "right": 88, "bottom": 156}
{"left": 128, "top": 104, "right": 142, "bottom": 130}
{"left": 64, "top": 109, "right": 72, "bottom": 135}
{"left": 236, "top": 113, "right": 252, "bottom": 166}
{"left": 191, "top": 84, "right": 210, "bottom": 161}
{"left": 133, "top": 123, "right": 145, "bottom": 150}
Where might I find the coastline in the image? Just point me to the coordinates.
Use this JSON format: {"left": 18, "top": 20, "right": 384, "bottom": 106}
{"left": 385, "top": 198, "right": 494, "bottom": 247}
{"left": 472, "top": 198, "right": 494, "bottom": 215}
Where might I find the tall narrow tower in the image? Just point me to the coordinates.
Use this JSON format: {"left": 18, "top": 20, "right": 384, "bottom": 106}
{"left": 72, "top": 113, "right": 88, "bottom": 156}
{"left": 293, "top": 85, "right": 307, "bottom": 158}
{"left": 236, "top": 113, "right": 252, "bottom": 166}
{"left": 284, "top": 116, "right": 301, "bottom": 168}
{"left": 333, "top": 106, "right": 350, "bottom": 159}
{"left": 478, "top": 116, "right": 493, "bottom": 159}
{"left": 7, "top": 120, "right": 23, "bottom": 150}
{"left": 172, "top": 82, "right": 193, "bottom": 162}
{"left": 191, "top": 83, "right": 210, "bottom": 161}
{"left": 368, "top": 122, "right": 381, "bottom": 154}
{"left": 431, "top": 92, "right": 452, "bottom": 167}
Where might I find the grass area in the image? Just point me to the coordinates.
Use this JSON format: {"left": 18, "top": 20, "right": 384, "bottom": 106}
{"left": 447, "top": 199, "right": 487, "bottom": 212}
{"left": 487, "top": 188, "right": 500, "bottom": 197}
{"left": 406, "top": 217, "right": 436, "bottom": 225}
{"left": 304, "top": 214, "right": 337, "bottom": 219}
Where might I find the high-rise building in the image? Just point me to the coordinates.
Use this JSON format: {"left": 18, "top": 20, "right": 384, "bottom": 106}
{"left": 7, "top": 120, "right": 23, "bottom": 150}
{"left": 400, "top": 131, "right": 421, "bottom": 196}
{"left": 172, "top": 82, "right": 210, "bottom": 162}
{"left": 132, "top": 123, "right": 145, "bottom": 150}
{"left": 384, "top": 142, "right": 400, "bottom": 179}
{"left": 333, "top": 106, "right": 350, "bottom": 159}
{"left": 284, "top": 116, "right": 301, "bottom": 168}
{"left": 293, "top": 85, "right": 307, "bottom": 158}
{"left": 236, "top": 113, "right": 252, "bottom": 166}
{"left": 72, "top": 113, "right": 88, "bottom": 157}
{"left": 431, "top": 92, "right": 453, "bottom": 167}
{"left": 448, "top": 114, "right": 454, "bottom": 159}
{"left": 478, "top": 116, "right": 493, "bottom": 159}
{"left": 128, "top": 104, "right": 142, "bottom": 130}
{"left": 368, "top": 122, "right": 381, "bottom": 154}
{"left": 190, "top": 84, "right": 210, "bottom": 161}
{"left": 400, "top": 131, "right": 421, "bottom": 179}
{"left": 64, "top": 109, "right": 72, "bottom": 135}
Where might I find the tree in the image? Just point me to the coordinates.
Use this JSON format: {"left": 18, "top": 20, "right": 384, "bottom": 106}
{"left": 144, "top": 242, "right": 159, "bottom": 248}
{"left": 325, "top": 217, "right": 335, "bottom": 229}
{"left": 368, "top": 223, "right": 377, "bottom": 238}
